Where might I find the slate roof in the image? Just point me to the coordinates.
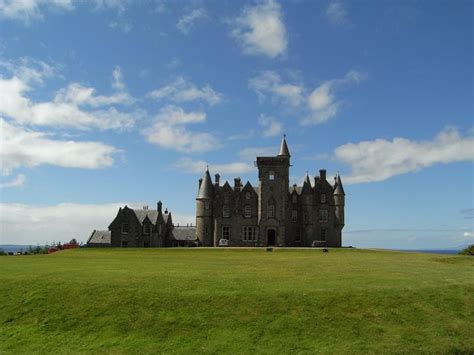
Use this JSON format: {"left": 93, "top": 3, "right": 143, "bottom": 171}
{"left": 131, "top": 209, "right": 171, "bottom": 225}
{"left": 197, "top": 169, "right": 214, "bottom": 199}
{"left": 278, "top": 135, "right": 291, "bottom": 157}
{"left": 133, "top": 209, "right": 159, "bottom": 223}
{"left": 169, "top": 227, "right": 196, "bottom": 241}
{"left": 87, "top": 230, "right": 111, "bottom": 245}
{"left": 334, "top": 173, "right": 345, "bottom": 195}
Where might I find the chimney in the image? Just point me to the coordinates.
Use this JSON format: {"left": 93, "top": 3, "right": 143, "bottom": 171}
{"left": 319, "top": 169, "right": 326, "bottom": 180}
{"left": 234, "top": 177, "right": 242, "bottom": 192}
{"left": 215, "top": 173, "right": 220, "bottom": 186}
{"left": 157, "top": 200, "right": 162, "bottom": 213}
{"left": 164, "top": 208, "right": 168, "bottom": 214}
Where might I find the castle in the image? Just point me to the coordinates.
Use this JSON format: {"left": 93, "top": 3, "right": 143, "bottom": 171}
{"left": 87, "top": 136, "right": 345, "bottom": 248}
{"left": 195, "top": 136, "right": 345, "bottom": 247}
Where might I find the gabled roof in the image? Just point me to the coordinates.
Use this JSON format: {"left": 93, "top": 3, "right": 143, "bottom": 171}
{"left": 301, "top": 173, "right": 312, "bottom": 194}
{"left": 133, "top": 209, "right": 159, "bottom": 224}
{"left": 197, "top": 169, "right": 214, "bottom": 199}
{"left": 278, "top": 135, "right": 290, "bottom": 157}
{"left": 87, "top": 230, "right": 111, "bottom": 245}
{"left": 169, "top": 227, "right": 196, "bottom": 241}
{"left": 289, "top": 185, "right": 302, "bottom": 195}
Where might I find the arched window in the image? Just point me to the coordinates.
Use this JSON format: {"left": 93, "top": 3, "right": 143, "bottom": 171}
{"left": 269, "top": 170, "right": 275, "bottom": 180}
{"left": 292, "top": 210, "right": 297, "bottom": 222}
{"left": 321, "top": 194, "right": 326, "bottom": 204}
{"left": 143, "top": 223, "right": 150, "bottom": 235}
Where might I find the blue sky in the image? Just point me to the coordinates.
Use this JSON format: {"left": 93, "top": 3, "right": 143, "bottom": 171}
{"left": 0, "top": 0, "right": 472, "bottom": 249}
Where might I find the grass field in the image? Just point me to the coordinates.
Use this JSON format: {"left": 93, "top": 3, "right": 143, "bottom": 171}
{"left": 1, "top": 248, "right": 473, "bottom": 354}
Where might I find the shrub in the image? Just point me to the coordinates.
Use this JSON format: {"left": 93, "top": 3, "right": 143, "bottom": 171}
{"left": 459, "top": 245, "right": 474, "bottom": 256}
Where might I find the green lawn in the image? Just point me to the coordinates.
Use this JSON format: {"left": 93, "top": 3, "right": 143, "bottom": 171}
{"left": 1, "top": 248, "right": 473, "bottom": 354}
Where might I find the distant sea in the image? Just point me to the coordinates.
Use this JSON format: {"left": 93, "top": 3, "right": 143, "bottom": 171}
{"left": 395, "top": 249, "right": 460, "bottom": 255}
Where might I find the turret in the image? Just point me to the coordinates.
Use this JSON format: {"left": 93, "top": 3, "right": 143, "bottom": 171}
{"left": 196, "top": 168, "right": 214, "bottom": 246}
{"left": 333, "top": 172, "right": 345, "bottom": 227}
{"left": 278, "top": 134, "right": 291, "bottom": 157}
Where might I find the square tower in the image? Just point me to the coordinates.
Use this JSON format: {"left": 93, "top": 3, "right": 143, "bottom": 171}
{"left": 256, "top": 136, "right": 290, "bottom": 246}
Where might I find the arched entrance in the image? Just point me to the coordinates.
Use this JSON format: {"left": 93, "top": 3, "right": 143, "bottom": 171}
{"left": 267, "top": 229, "right": 276, "bottom": 246}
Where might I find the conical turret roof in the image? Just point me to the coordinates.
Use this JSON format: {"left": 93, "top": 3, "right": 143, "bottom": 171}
{"left": 278, "top": 135, "right": 290, "bottom": 157}
{"left": 334, "top": 172, "right": 345, "bottom": 195}
{"left": 197, "top": 168, "right": 214, "bottom": 199}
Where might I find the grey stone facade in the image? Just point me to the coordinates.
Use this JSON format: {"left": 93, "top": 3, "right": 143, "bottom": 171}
{"left": 195, "top": 136, "right": 345, "bottom": 247}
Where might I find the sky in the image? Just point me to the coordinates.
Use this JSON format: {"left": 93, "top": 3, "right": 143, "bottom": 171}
{"left": 0, "top": 0, "right": 472, "bottom": 249}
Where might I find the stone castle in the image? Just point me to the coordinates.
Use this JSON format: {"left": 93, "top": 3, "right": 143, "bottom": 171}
{"left": 87, "top": 136, "right": 345, "bottom": 248}
{"left": 195, "top": 136, "right": 345, "bottom": 247}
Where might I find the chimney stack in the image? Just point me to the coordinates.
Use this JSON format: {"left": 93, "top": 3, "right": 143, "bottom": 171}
{"left": 157, "top": 200, "right": 162, "bottom": 213}
{"left": 319, "top": 169, "right": 326, "bottom": 180}
{"left": 234, "top": 177, "right": 242, "bottom": 192}
{"left": 215, "top": 173, "right": 220, "bottom": 186}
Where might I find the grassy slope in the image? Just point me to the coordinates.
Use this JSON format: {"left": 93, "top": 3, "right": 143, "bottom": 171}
{"left": 0, "top": 248, "right": 473, "bottom": 354}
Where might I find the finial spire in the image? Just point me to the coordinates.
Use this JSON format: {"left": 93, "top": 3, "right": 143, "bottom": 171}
{"left": 278, "top": 134, "right": 290, "bottom": 157}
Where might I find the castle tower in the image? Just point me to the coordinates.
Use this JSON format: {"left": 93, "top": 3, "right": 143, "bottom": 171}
{"left": 333, "top": 172, "right": 345, "bottom": 246}
{"left": 256, "top": 135, "right": 290, "bottom": 246}
{"left": 196, "top": 168, "right": 214, "bottom": 247}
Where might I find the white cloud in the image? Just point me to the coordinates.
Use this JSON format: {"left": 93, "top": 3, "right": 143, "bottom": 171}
{"left": 258, "top": 114, "right": 282, "bottom": 137}
{"left": 326, "top": 0, "right": 350, "bottom": 26}
{"left": 334, "top": 127, "right": 474, "bottom": 184}
{"left": 0, "top": 202, "right": 195, "bottom": 245}
{"left": 175, "top": 157, "right": 254, "bottom": 175}
{"left": 143, "top": 105, "right": 218, "bottom": 153}
{"left": 0, "top": 174, "right": 26, "bottom": 189}
{"left": 231, "top": 0, "right": 287, "bottom": 58}
{"left": 0, "top": 0, "right": 74, "bottom": 23}
{"left": 463, "top": 232, "right": 474, "bottom": 239}
{"left": 0, "top": 118, "right": 119, "bottom": 175}
{"left": 239, "top": 146, "right": 277, "bottom": 160}
{"left": 250, "top": 69, "right": 364, "bottom": 126}
{"left": 176, "top": 8, "right": 208, "bottom": 34}
{"left": 0, "top": 57, "right": 56, "bottom": 84}
{"left": 0, "top": 67, "right": 136, "bottom": 130}
{"left": 249, "top": 71, "right": 303, "bottom": 106}
{"left": 303, "top": 70, "right": 364, "bottom": 125}
{"left": 148, "top": 77, "right": 222, "bottom": 106}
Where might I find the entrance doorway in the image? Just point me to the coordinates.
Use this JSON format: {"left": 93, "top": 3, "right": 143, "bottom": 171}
{"left": 267, "top": 229, "right": 276, "bottom": 246}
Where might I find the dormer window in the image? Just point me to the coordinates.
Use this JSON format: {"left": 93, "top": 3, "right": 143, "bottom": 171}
{"left": 244, "top": 205, "right": 252, "bottom": 218}
{"left": 143, "top": 224, "right": 150, "bottom": 235}
{"left": 269, "top": 170, "right": 275, "bottom": 180}
{"left": 223, "top": 205, "right": 230, "bottom": 218}
{"left": 121, "top": 223, "right": 129, "bottom": 234}
{"left": 245, "top": 192, "right": 251, "bottom": 200}
{"left": 321, "top": 194, "right": 326, "bottom": 204}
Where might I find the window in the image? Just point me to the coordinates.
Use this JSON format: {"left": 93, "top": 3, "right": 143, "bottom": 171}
{"left": 267, "top": 205, "right": 275, "bottom": 218}
{"left": 292, "top": 210, "right": 298, "bottom": 222}
{"left": 243, "top": 226, "right": 257, "bottom": 242}
{"left": 321, "top": 194, "right": 326, "bottom": 204}
{"left": 143, "top": 224, "right": 150, "bottom": 235}
{"left": 319, "top": 209, "right": 328, "bottom": 223}
{"left": 244, "top": 205, "right": 252, "bottom": 218}
{"left": 222, "top": 226, "right": 230, "bottom": 240}
{"left": 269, "top": 170, "right": 275, "bottom": 180}
{"left": 121, "top": 223, "right": 129, "bottom": 234}
{"left": 295, "top": 228, "right": 301, "bottom": 242}
{"left": 205, "top": 226, "right": 209, "bottom": 235}
{"left": 223, "top": 205, "right": 230, "bottom": 218}
{"left": 320, "top": 229, "right": 327, "bottom": 241}
{"left": 121, "top": 241, "right": 128, "bottom": 248}
{"left": 245, "top": 192, "right": 251, "bottom": 200}
{"left": 292, "top": 195, "right": 297, "bottom": 203}
{"left": 204, "top": 201, "right": 210, "bottom": 210}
